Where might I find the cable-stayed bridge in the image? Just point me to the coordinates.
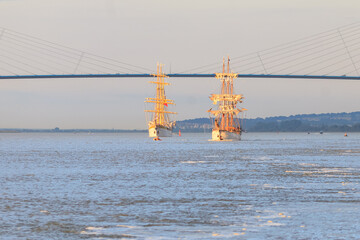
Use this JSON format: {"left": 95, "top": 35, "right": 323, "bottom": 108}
{"left": 1, "top": 23, "right": 360, "bottom": 80}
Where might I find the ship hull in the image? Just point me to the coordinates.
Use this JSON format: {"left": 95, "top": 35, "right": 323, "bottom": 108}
{"left": 211, "top": 129, "right": 241, "bottom": 141}
{"left": 149, "top": 126, "right": 173, "bottom": 137}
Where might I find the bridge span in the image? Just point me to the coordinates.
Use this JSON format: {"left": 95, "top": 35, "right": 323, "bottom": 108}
{"left": 1, "top": 73, "right": 360, "bottom": 80}
{"left": 1, "top": 23, "right": 360, "bottom": 81}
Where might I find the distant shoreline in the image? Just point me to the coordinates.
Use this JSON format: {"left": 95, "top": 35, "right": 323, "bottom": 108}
{"left": 0, "top": 129, "right": 147, "bottom": 133}
{"left": 1, "top": 111, "right": 359, "bottom": 133}
{"left": 175, "top": 111, "right": 360, "bottom": 132}
{"left": 0, "top": 130, "right": 359, "bottom": 134}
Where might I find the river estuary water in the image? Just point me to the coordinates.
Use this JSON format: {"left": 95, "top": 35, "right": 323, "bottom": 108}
{"left": 0, "top": 132, "right": 359, "bottom": 239}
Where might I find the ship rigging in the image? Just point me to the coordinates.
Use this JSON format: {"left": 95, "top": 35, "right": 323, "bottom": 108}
{"left": 144, "top": 63, "right": 177, "bottom": 137}
{"left": 208, "top": 57, "right": 247, "bottom": 141}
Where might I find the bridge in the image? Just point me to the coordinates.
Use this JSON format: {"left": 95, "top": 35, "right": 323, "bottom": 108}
{"left": 2, "top": 73, "right": 360, "bottom": 80}
{"left": 1, "top": 22, "right": 360, "bottom": 80}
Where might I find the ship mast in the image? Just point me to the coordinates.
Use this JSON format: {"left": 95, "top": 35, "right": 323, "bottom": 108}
{"left": 145, "top": 63, "right": 176, "bottom": 128}
{"left": 208, "top": 57, "right": 245, "bottom": 132}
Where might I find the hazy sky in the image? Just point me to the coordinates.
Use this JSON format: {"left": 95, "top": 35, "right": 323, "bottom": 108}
{"left": 0, "top": 0, "right": 359, "bottom": 129}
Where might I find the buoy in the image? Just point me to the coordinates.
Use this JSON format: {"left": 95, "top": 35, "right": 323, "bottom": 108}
{"left": 179, "top": 129, "right": 181, "bottom": 137}
{"left": 344, "top": 133, "right": 348, "bottom": 137}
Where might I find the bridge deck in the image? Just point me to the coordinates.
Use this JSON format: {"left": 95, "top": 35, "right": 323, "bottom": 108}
{"left": 1, "top": 74, "right": 360, "bottom": 80}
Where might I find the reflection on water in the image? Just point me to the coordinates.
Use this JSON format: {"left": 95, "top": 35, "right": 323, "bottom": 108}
{"left": 0, "top": 132, "right": 359, "bottom": 239}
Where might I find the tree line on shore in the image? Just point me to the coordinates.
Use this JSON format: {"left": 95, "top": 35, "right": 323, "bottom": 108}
{"left": 175, "top": 111, "right": 360, "bottom": 132}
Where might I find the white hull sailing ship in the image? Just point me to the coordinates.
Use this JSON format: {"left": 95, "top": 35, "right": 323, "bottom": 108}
{"left": 208, "top": 57, "right": 247, "bottom": 141}
{"left": 148, "top": 125, "right": 173, "bottom": 138}
{"left": 145, "top": 63, "right": 176, "bottom": 138}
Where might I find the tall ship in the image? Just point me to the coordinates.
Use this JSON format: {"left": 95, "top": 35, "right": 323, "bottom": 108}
{"left": 144, "top": 63, "right": 177, "bottom": 138}
{"left": 208, "top": 57, "right": 246, "bottom": 141}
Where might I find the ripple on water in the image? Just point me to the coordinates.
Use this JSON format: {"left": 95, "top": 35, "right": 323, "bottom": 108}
{"left": 1, "top": 132, "right": 360, "bottom": 239}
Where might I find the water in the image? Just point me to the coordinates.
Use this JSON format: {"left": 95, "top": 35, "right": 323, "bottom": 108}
{"left": 0, "top": 132, "right": 359, "bottom": 239}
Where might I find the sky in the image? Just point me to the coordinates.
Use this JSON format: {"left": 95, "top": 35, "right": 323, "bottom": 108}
{"left": 0, "top": 0, "right": 359, "bottom": 129}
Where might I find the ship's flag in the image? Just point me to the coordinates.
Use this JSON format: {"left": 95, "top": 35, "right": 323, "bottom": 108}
{"left": 164, "top": 103, "right": 168, "bottom": 107}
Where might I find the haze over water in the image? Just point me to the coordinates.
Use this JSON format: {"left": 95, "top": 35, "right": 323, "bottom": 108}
{"left": 1, "top": 132, "right": 359, "bottom": 239}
